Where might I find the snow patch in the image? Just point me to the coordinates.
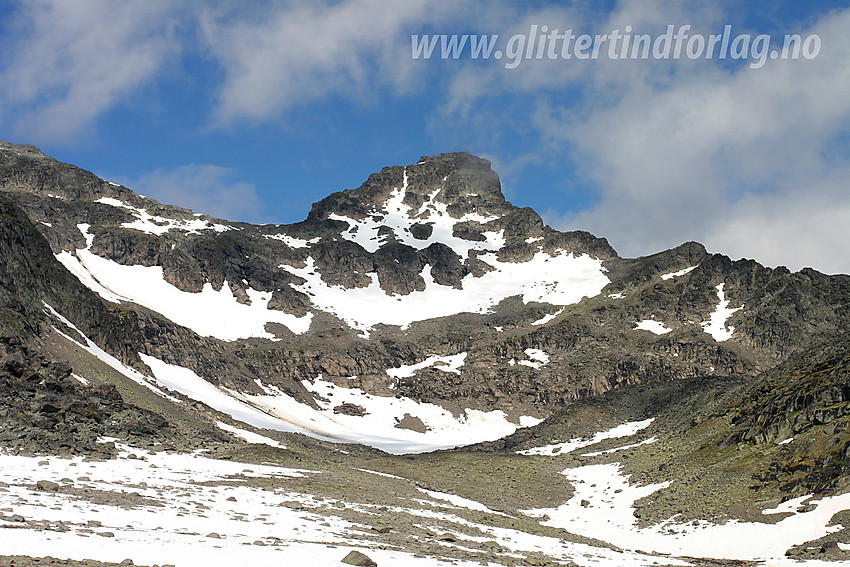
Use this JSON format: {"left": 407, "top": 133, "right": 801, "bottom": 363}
{"left": 55, "top": 250, "right": 126, "bottom": 303}
{"left": 701, "top": 283, "right": 743, "bottom": 342}
{"left": 519, "top": 419, "right": 655, "bottom": 456}
{"left": 386, "top": 353, "right": 467, "bottom": 378}
{"left": 581, "top": 437, "right": 658, "bottom": 457}
{"left": 519, "top": 415, "right": 544, "bottom": 427}
{"left": 531, "top": 308, "right": 563, "bottom": 326}
{"left": 762, "top": 495, "right": 813, "bottom": 515}
{"left": 216, "top": 421, "right": 285, "bottom": 448}
{"left": 43, "top": 303, "right": 172, "bottom": 400}
{"left": 297, "top": 377, "right": 535, "bottom": 454}
{"left": 419, "top": 488, "right": 511, "bottom": 517}
{"left": 78, "top": 223, "right": 94, "bottom": 247}
{"left": 518, "top": 348, "right": 550, "bottom": 369}
{"left": 140, "top": 354, "right": 325, "bottom": 439}
{"left": 356, "top": 468, "right": 406, "bottom": 480}
{"left": 70, "top": 373, "right": 89, "bottom": 386}
{"left": 661, "top": 266, "right": 698, "bottom": 280}
{"left": 96, "top": 197, "right": 232, "bottom": 235}
{"left": 263, "top": 233, "right": 320, "bottom": 248}
{"left": 634, "top": 319, "right": 673, "bottom": 335}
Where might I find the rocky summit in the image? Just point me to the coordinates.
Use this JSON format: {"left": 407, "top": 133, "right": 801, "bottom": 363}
{"left": 0, "top": 140, "right": 849, "bottom": 566}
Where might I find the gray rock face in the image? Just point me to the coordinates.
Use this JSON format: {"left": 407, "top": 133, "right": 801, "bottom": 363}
{"left": 0, "top": 333, "right": 175, "bottom": 457}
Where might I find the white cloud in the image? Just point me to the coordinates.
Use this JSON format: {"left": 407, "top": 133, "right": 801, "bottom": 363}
{"left": 703, "top": 172, "right": 850, "bottom": 274}
{"left": 112, "top": 165, "right": 265, "bottom": 224}
{"left": 437, "top": 0, "right": 722, "bottom": 115}
{"left": 199, "top": 0, "right": 461, "bottom": 126}
{"left": 0, "top": 0, "right": 484, "bottom": 137}
{"left": 0, "top": 0, "right": 182, "bottom": 144}
{"left": 552, "top": 7, "right": 850, "bottom": 274}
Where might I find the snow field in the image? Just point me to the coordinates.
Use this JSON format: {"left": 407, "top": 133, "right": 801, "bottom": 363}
{"left": 0, "top": 447, "right": 488, "bottom": 567}
{"left": 142, "top": 354, "right": 540, "bottom": 454}
{"left": 65, "top": 177, "right": 612, "bottom": 338}
{"left": 518, "top": 419, "right": 850, "bottom": 563}
{"left": 288, "top": 376, "right": 541, "bottom": 454}
{"left": 44, "top": 303, "right": 540, "bottom": 456}
{"left": 57, "top": 224, "right": 313, "bottom": 340}
{"left": 0, "top": 444, "right": 690, "bottom": 567}
{"left": 3, "top": 410, "right": 843, "bottom": 565}
{"left": 282, "top": 249, "right": 609, "bottom": 333}
{"left": 275, "top": 167, "right": 609, "bottom": 331}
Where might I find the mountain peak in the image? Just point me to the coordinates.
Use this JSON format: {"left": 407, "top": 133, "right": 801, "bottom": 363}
{"left": 0, "top": 139, "right": 138, "bottom": 206}
{"left": 0, "top": 140, "right": 46, "bottom": 156}
{"left": 306, "top": 152, "right": 507, "bottom": 224}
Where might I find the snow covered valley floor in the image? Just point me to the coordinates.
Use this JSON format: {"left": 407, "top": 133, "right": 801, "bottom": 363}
{"left": 0, "top": 440, "right": 678, "bottom": 567}
{"left": 3, "top": 423, "right": 850, "bottom": 567}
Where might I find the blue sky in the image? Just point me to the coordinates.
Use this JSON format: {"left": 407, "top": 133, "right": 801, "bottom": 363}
{"left": 1, "top": 1, "right": 849, "bottom": 273}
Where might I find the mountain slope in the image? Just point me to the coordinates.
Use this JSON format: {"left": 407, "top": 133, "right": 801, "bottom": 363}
{"left": 1, "top": 140, "right": 849, "bottom": 454}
